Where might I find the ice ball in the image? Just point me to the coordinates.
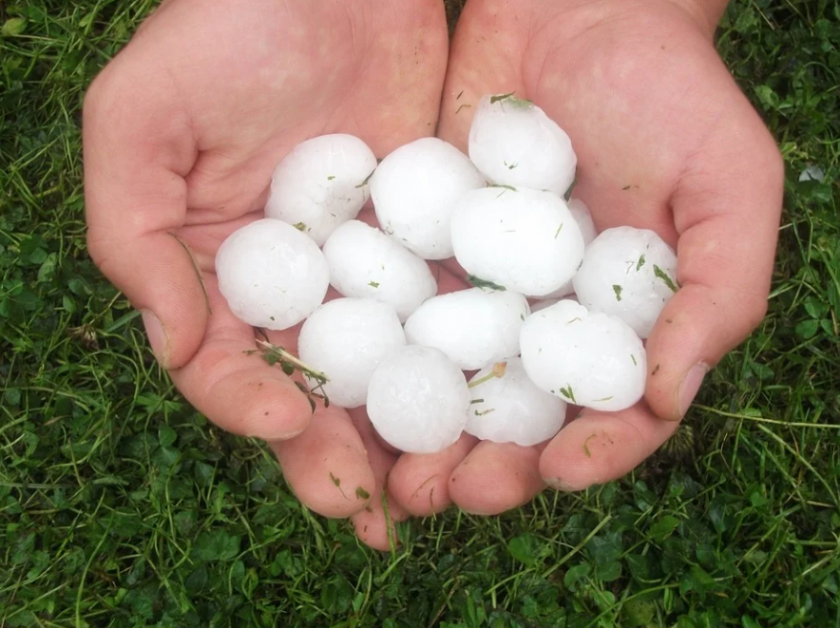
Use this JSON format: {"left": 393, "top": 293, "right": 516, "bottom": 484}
{"left": 520, "top": 299, "right": 646, "bottom": 412}
{"left": 298, "top": 298, "right": 406, "bottom": 408}
{"left": 265, "top": 134, "right": 377, "bottom": 245}
{"left": 215, "top": 218, "right": 329, "bottom": 330}
{"left": 573, "top": 226, "right": 678, "bottom": 338}
{"left": 322, "top": 220, "right": 437, "bottom": 322}
{"left": 404, "top": 288, "right": 530, "bottom": 370}
{"left": 367, "top": 346, "right": 470, "bottom": 454}
{"left": 466, "top": 357, "right": 567, "bottom": 447}
{"left": 450, "top": 187, "right": 585, "bottom": 296}
{"left": 468, "top": 94, "right": 576, "bottom": 196}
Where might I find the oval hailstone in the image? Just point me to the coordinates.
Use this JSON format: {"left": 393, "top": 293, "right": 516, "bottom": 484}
{"left": 450, "top": 187, "right": 585, "bottom": 296}
{"left": 466, "top": 357, "right": 567, "bottom": 447}
{"left": 404, "top": 288, "right": 530, "bottom": 370}
{"left": 322, "top": 220, "right": 437, "bottom": 322}
{"left": 367, "top": 346, "right": 471, "bottom": 454}
{"left": 298, "top": 298, "right": 406, "bottom": 408}
{"left": 469, "top": 94, "right": 576, "bottom": 196}
{"left": 264, "top": 134, "right": 378, "bottom": 245}
{"left": 371, "top": 137, "right": 486, "bottom": 259}
{"left": 573, "top": 226, "right": 678, "bottom": 338}
{"left": 215, "top": 218, "right": 329, "bottom": 330}
{"left": 520, "top": 300, "right": 646, "bottom": 412}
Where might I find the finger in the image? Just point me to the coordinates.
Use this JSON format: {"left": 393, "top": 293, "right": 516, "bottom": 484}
{"left": 271, "top": 405, "right": 376, "bottom": 519}
{"left": 347, "top": 408, "right": 408, "bottom": 551}
{"left": 645, "top": 93, "right": 784, "bottom": 420}
{"left": 84, "top": 54, "right": 205, "bottom": 370}
{"left": 539, "top": 405, "right": 680, "bottom": 491}
{"left": 167, "top": 275, "right": 313, "bottom": 440}
{"left": 436, "top": 0, "right": 529, "bottom": 150}
{"left": 388, "top": 434, "right": 478, "bottom": 516}
{"left": 449, "top": 442, "right": 545, "bottom": 515}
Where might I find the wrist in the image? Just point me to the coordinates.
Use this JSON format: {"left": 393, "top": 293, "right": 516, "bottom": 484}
{"left": 666, "top": 0, "right": 729, "bottom": 37}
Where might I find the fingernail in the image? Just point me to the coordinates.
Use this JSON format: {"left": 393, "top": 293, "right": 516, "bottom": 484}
{"left": 545, "top": 477, "right": 584, "bottom": 492}
{"left": 678, "top": 363, "right": 709, "bottom": 417}
{"left": 141, "top": 309, "right": 170, "bottom": 367}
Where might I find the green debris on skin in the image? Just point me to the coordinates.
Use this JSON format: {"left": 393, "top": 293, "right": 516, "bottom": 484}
{"left": 474, "top": 408, "right": 495, "bottom": 417}
{"left": 327, "top": 175, "right": 335, "bottom": 181}
{"left": 559, "top": 385, "right": 576, "bottom": 404}
{"left": 355, "top": 486, "right": 370, "bottom": 500}
{"left": 504, "top": 161, "right": 518, "bottom": 170}
{"left": 470, "top": 398, "right": 485, "bottom": 404}
{"left": 613, "top": 284, "right": 623, "bottom": 301}
{"left": 554, "top": 223, "right": 564, "bottom": 239}
{"left": 583, "top": 433, "right": 597, "bottom": 458}
{"left": 631, "top": 354, "right": 637, "bottom": 366}
{"left": 654, "top": 265, "right": 679, "bottom": 292}
{"left": 368, "top": 281, "right": 380, "bottom": 288}
{"left": 636, "top": 254, "right": 646, "bottom": 271}
{"left": 468, "top": 275, "right": 506, "bottom": 291}
{"left": 594, "top": 396, "right": 614, "bottom": 402}
{"left": 488, "top": 183, "right": 517, "bottom": 192}
{"left": 455, "top": 103, "right": 471, "bottom": 115}
{"left": 489, "top": 92, "right": 533, "bottom": 108}
{"left": 293, "top": 222, "right": 308, "bottom": 232}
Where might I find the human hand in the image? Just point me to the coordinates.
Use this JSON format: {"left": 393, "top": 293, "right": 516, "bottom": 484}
{"left": 386, "top": 0, "right": 784, "bottom": 516}
{"left": 84, "top": 0, "right": 448, "bottom": 548}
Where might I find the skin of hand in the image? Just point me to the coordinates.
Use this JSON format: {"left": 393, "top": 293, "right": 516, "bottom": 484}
{"left": 83, "top": 0, "right": 449, "bottom": 550}
{"left": 386, "top": 0, "right": 784, "bottom": 517}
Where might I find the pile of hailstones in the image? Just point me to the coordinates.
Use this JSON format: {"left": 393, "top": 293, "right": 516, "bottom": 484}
{"left": 216, "top": 94, "right": 678, "bottom": 455}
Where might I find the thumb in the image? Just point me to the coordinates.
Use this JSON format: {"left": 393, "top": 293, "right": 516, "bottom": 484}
{"left": 83, "top": 58, "right": 206, "bottom": 369}
{"left": 645, "top": 101, "right": 784, "bottom": 420}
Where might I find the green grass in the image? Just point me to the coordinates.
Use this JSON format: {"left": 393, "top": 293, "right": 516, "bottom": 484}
{"left": 1, "top": 0, "right": 839, "bottom": 626}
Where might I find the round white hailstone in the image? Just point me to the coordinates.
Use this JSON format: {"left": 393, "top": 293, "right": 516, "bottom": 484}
{"left": 568, "top": 198, "right": 598, "bottom": 246}
{"left": 520, "top": 300, "right": 646, "bottom": 412}
{"left": 371, "top": 137, "right": 486, "bottom": 259}
{"left": 322, "top": 220, "right": 437, "bottom": 322}
{"left": 572, "top": 226, "right": 678, "bottom": 338}
{"left": 404, "top": 288, "right": 530, "bottom": 370}
{"left": 297, "top": 298, "right": 406, "bottom": 408}
{"left": 466, "top": 358, "right": 567, "bottom": 447}
{"left": 264, "top": 134, "right": 377, "bottom": 245}
{"left": 468, "top": 94, "right": 576, "bottom": 196}
{"left": 215, "top": 218, "right": 329, "bottom": 330}
{"left": 450, "top": 187, "right": 585, "bottom": 296}
{"left": 367, "top": 345, "right": 470, "bottom": 454}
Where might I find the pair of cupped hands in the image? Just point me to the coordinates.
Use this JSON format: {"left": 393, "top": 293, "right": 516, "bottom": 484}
{"left": 83, "top": 0, "right": 783, "bottom": 549}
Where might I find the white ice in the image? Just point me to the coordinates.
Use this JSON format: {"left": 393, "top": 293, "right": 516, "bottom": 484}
{"left": 297, "top": 298, "right": 406, "bottom": 408}
{"left": 367, "top": 345, "right": 471, "bottom": 454}
{"left": 215, "top": 218, "right": 329, "bottom": 330}
{"left": 264, "top": 134, "right": 377, "bottom": 245}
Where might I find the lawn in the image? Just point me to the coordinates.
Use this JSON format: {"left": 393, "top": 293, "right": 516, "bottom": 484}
{"left": 1, "top": 1, "right": 839, "bottom": 626}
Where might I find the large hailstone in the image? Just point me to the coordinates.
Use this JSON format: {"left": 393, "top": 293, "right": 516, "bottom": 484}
{"left": 371, "top": 137, "right": 486, "bottom": 259}
{"left": 322, "top": 220, "right": 437, "bottom": 322}
{"left": 264, "top": 134, "right": 377, "bottom": 245}
{"left": 466, "top": 358, "right": 567, "bottom": 447}
{"left": 520, "top": 300, "right": 646, "bottom": 412}
{"left": 469, "top": 94, "right": 576, "bottom": 196}
{"left": 215, "top": 218, "right": 329, "bottom": 330}
{"left": 450, "top": 187, "right": 585, "bottom": 296}
{"left": 573, "top": 226, "right": 678, "bottom": 338}
{"left": 404, "top": 288, "right": 530, "bottom": 370}
{"left": 367, "top": 346, "right": 470, "bottom": 454}
{"left": 297, "top": 298, "right": 406, "bottom": 408}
